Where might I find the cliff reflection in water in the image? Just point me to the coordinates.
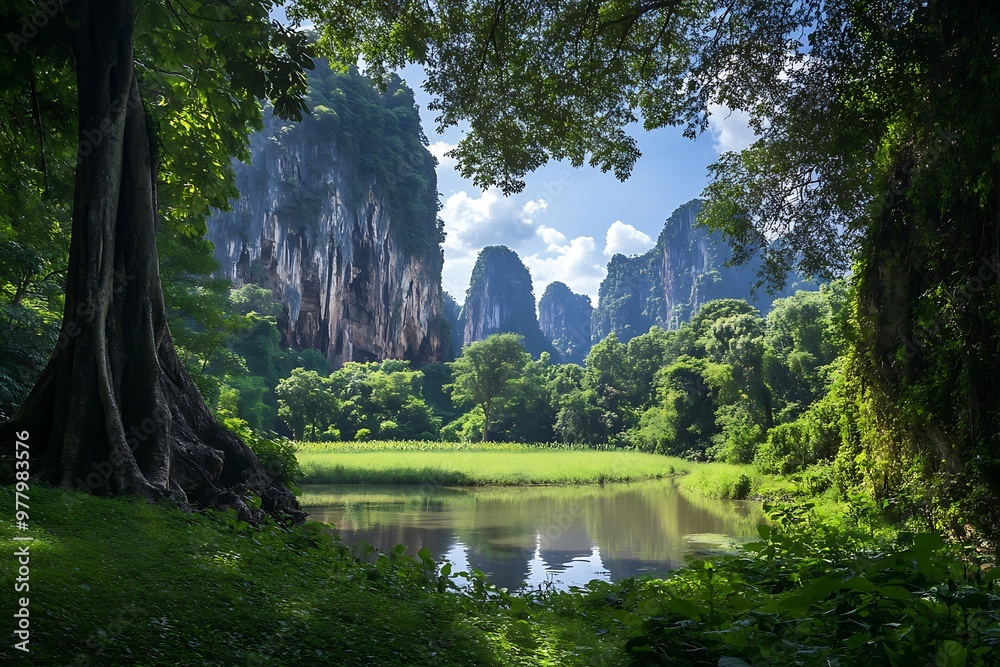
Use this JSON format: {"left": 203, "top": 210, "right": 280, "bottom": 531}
{"left": 301, "top": 480, "right": 764, "bottom": 591}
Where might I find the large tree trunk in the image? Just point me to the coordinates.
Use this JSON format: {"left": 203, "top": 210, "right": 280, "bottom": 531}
{"left": 1, "top": 0, "right": 302, "bottom": 522}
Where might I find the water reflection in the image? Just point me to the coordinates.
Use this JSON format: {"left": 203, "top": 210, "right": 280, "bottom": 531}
{"left": 301, "top": 480, "right": 764, "bottom": 591}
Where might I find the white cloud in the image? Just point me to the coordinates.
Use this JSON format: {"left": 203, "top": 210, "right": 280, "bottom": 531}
{"left": 521, "top": 198, "right": 548, "bottom": 218}
{"left": 708, "top": 104, "right": 757, "bottom": 154}
{"left": 441, "top": 189, "right": 542, "bottom": 252}
{"left": 525, "top": 236, "right": 606, "bottom": 305}
{"left": 604, "top": 220, "right": 654, "bottom": 257}
{"left": 536, "top": 225, "right": 567, "bottom": 250}
{"left": 438, "top": 189, "right": 628, "bottom": 307}
{"left": 427, "top": 141, "right": 458, "bottom": 167}
{"left": 441, "top": 251, "right": 477, "bottom": 302}
{"left": 440, "top": 189, "right": 550, "bottom": 303}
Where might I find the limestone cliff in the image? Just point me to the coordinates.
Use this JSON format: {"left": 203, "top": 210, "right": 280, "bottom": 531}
{"left": 441, "top": 291, "right": 464, "bottom": 359}
{"left": 459, "top": 246, "right": 555, "bottom": 358}
{"left": 592, "top": 199, "right": 809, "bottom": 343}
{"left": 207, "top": 64, "right": 446, "bottom": 367}
{"left": 538, "top": 282, "right": 592, "bottom": 364}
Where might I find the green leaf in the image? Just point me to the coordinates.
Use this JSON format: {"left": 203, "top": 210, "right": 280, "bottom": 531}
{"left": 718, "top": 658, "right": 753, "bottom": 667}
{"left": 842, "top": 577, "right": 876, "bottom": 593}
{"left": 664, "top": 597, "right": 702, "bottom": 620}
{"left": 876, "top": 585, "right": 914, "bottom": 601}
{"left": 935, "top": 640, "right": 967, "bottom": 667}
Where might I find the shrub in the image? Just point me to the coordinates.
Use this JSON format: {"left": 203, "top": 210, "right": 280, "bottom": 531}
{"left": 732, "top": 473, "right": 752, "bottom": 500}
{"left": 757, "top": 392, "right": 844, "bottom": 475}
{"left": 440, "top": 407, "right": 485, "bottom": 442}
{"left": 319, "top": 426, "right": 341, "bottom": 442}
{"left": 756, "top": 420, "right": 810, "bottom": 474}
{"left": 223, "top": 417, "right": 302, "bottom": 492}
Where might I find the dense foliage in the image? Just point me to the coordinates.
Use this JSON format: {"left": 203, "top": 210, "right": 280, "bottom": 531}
{"left": 276, "top": 360, "right": 440, "bottom": 442}
{"left": 428, "top": 288, "right": 845, "bottom": 467}
{"left": 446, "top": 333, "right": 531, "bottom": 442}
{"left": 264, "top": 286, "right": 876, "bottom": 514}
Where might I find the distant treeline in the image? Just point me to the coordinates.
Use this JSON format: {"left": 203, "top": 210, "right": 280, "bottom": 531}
{"left": 267, "top": 284, "right": 849, "bottom": 480}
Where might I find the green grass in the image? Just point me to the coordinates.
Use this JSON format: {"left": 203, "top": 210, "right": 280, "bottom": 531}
{"left": 673, "top": 460, "right": 767, "bottom": 500}
{"left": 0, "top": 485, "right": 619, "bottom": 666}
{"left": 296, "top": 439, "right": 617, "bottom": 453}
{"left": 297, "top": 442, "right": 691, "bottom": 485}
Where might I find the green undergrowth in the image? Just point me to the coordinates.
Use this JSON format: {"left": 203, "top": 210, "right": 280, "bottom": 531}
{"left": 674, "top": 461, "right": 833, "bottom": 502}
{"left": 520, "top": 502, "right": 1000, "bottom": 666}
{"left": 0, "top": 486, "right": 502, "bottom": 666}
{"left": 673, "top": 460, "right": 860, "bottom": 530}
{"left": 2, "top": 487, "right": 996, "bottom": 666}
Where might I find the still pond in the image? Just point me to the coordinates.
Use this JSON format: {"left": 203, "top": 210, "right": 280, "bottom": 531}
{"left": 301, "top": 480, "right": 765, "bottom": 591}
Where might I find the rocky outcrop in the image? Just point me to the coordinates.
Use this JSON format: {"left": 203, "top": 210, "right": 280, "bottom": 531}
{"left": 592, "top": 199, "right": 810, "bottom": 343}
{"left": 538, "top": 282, "right": 592, "bottom": 364}
{"left": 441, "top": 291, "right": 464, "bottom": 360}
{"left": 459, "top": 246, "right": 555, "bottom": 358}
{"left": 207, "top": 64, "right": 446, "bottom": 367}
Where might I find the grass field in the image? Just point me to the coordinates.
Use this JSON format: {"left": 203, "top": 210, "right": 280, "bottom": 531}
{"left": 296, "top": 440, "right": 692, "bottom": 485}
{"left": 294, "top": 441, "right": 849, "bottom": 523}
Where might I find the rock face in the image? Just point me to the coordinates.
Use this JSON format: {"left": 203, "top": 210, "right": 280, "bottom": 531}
{"left": 207, "top": 65, "right": 446, "bottom": 367}
{"left": 592, "top": 199, "right": 807, "bottom": 343}
{"left": 538, "top": 282, "right": 593, "bottom": 364}
{"left": 459, "top": 246, "right": 555, "bottom": 358}
{"left": 441, "top": 291, "right": 464, "bottom": 360}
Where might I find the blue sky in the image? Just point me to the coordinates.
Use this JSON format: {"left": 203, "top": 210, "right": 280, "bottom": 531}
{"left": 395, "top": 66, "right": 757, "bottom": 306}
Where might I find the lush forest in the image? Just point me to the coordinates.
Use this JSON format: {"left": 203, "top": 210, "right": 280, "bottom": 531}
{"left": 1, "top": 0, "right": 999, "bottom": 665}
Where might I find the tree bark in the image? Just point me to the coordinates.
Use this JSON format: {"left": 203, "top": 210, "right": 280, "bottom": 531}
{"left": 1, "top": 0, "right": 302, "bottom": 523}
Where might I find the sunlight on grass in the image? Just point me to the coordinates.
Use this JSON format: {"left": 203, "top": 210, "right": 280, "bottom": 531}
{"left": 297, "top": 444, "right": 691, "bottom": 486}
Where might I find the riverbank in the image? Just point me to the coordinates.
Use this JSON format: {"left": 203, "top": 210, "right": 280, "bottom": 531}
{"left": 298, "top": 442, "right": 812, "bottom": 495}
{"left": 296, "top": 442, "right": 858, "bottom": 529}
{"left": 0, "top": 485, "right": 536, "bottom": 666}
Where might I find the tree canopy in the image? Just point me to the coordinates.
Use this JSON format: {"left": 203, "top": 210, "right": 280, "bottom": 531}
{"left": 293, "top": 0, "right": 801, "bottom": 197}
{"left": 295, "top": 0, "right": 998, "bottom": 282}
{"left": 448, "top": 333, "right": 531, "bottom": 441}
